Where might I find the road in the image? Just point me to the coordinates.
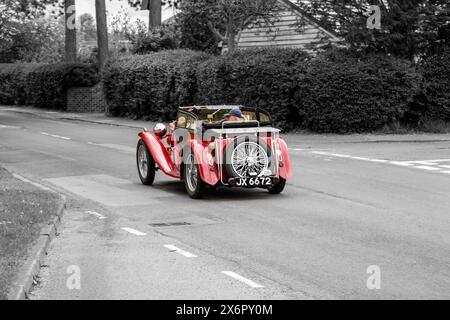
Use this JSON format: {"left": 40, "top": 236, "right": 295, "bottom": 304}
{"left": 1, "top": 107, "right": 449, "bottom": 300}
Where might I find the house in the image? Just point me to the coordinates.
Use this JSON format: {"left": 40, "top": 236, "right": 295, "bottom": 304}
{"left": 230, "top": 0, "right": 341, "bottom": 53}
{"left": 162, "top": 0, "right": 341, "bottom": 53}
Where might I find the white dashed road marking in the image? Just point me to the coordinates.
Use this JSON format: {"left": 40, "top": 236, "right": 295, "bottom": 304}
{"left": 87, "top": 142, "right": 135, "bottom": 154}
{"left": 86, "top": 211, "right": 106, "bottom": 220}
{"left": 164, "top": 245, "right": 198, "bottom": 258}
{"left": 389, "top": 161, "right": 415, "bottom": 166}
{"left": 40, "top": 132, "right": 71, "bottom": 140}
{"left": 0, "top": 125, "right": 20, "bottom": 129}
{"left": 367, "top": 159, "right": 389, "bottom": 163}
{"left": 290, "top": 148, "right": 306, "bottom": 151}
{"left": 415, "top": 166, "right": 442, "bottom": 171}
{"left": 331, "top": 153, "right": 351, "bottom": 158}
{"left": 222, "top": 271, "right": 264, "bottom": 288}
{"left": 121, "top": 227, "right": 147, "bottom": 236}
{"left": 289, "top": 148, "right": 450, "bottom": 176}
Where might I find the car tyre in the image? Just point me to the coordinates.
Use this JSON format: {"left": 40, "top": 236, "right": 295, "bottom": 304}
{"left": 183, "top": 153, "right": 205, "bottom": 199}
{"left": 137, "top": 140, "right": 156, "bottom": 186}
{"left": 268, "top": 178, "right": 286, "bottom": 194}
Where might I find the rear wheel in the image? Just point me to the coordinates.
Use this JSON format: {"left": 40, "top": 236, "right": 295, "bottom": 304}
{"left": 137, "top": 140, "right": 155, "bottom": 185}
{"left": 183, "top": 153, "right": 205, "bottom": 199}
{"left": 268, "top": 178, "right": 286, "bottom": 194}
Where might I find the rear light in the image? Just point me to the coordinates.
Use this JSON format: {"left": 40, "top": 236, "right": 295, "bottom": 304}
{"left": 276, "top": 150, "right": 284, "bottom": 167}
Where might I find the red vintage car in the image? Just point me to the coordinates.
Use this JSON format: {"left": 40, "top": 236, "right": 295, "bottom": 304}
{"left": 136, "top": 106, "right": 292, "bottom": 198}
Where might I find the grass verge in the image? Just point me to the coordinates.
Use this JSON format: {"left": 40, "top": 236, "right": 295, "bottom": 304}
{"left": 0, "top": 168, "right": 61, "bottom": 300}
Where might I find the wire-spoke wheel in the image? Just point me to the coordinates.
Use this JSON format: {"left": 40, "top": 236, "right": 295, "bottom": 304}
{"left": 137, "top": 140, "right": 155, "bottom": 185}
{"left": 231, "top": 141, "right": 269, "bottom": 178}
{"left": 183, "top": 153, "right": 205, "bottom": 199}
{"left": 225, "top": 137, "right": 271, "bottom": 179}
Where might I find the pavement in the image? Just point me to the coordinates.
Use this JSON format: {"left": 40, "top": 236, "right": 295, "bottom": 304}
{"left": 0, "top": 105, "right": 449, "bottom": 300}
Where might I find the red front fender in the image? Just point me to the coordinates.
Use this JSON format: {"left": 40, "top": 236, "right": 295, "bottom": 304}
{"left": 139, "top": 131, "right": 180, "bottom": 179}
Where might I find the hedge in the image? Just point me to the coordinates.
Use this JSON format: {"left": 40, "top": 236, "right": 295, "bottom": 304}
{"left": 195, "top": 48, "right": 421, "bottom": 132}
{"left": 295, "top": 52, "right": 420, "bottom": 133}
{"left": 0, "top": 63, "right": 99, "bottom": 109}
{"left": 103, "top": 50, "right": 211, "bottom": 120}
{"left": 196, "top": 48, "right": 310, "bottom": 130}
{"left": 3, "top": 48, "right": 448, "bottom": 132}
{"left": 417, "top": 48, "right": 450, "bottom": 122}
{"left": 0, "top": 64, "right": 43, "bottom": 105}
{"left": 26, "top": 63, "right": 99, "bottom": 110}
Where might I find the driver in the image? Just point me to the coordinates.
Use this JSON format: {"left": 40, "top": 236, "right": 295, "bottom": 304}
{"left": 208, "top": 109, "right": 245, "bottom": 152}
{"left": 223, "top": 108, "right": 245, "bottom": 122}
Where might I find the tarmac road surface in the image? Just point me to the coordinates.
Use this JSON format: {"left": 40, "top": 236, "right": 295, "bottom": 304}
{"left": 1, "top": 107, "right": 449, "bottom": 299}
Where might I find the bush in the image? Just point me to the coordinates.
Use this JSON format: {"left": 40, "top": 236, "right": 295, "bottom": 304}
{"left": 0, "top": 64, "right": 43, "bottom": 105}
{"left": 103, "top": 49, "right": 211, "bottom": 120}
{"left": 26, "top": 63, "right": 99, "bottom": 109}
{"left": 196, "top": 48, "right": 311, "bottom": 130}
{"left": 130, "top": 26, "right": 181, "bottom": 54}
{"left": 296, "top": 51, "right": 420, "bottom": 133}
{"left": 416, "top": 48, "right": 450, "bottom": 122}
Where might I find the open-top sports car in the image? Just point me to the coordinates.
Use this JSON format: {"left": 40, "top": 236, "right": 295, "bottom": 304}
{"left": 137, "top": 105, "right": 292, "bottom": 198}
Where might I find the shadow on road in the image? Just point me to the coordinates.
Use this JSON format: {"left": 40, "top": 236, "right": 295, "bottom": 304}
{"left": 146, "top": 180, "right": 292, "bottom": 202}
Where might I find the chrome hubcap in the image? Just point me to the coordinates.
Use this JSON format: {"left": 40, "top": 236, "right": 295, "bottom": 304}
{"left": 231, "top": 142, "right": 269, "bottom": 178}
{"left": 138, "top": 145, "right": 148, "bottom": 178}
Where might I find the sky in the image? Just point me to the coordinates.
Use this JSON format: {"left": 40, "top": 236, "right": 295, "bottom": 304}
{"left": 76, "top": 0, "right": 175, "bottom": 26}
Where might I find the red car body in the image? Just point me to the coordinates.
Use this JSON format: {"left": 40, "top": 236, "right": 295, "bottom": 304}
{"left": 137, "top": 106, "right": 292, "bottom": 198}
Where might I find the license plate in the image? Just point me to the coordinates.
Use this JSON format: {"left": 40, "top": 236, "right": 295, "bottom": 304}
{"left": 235, "top": 177, "right": 273, "bottom": 187}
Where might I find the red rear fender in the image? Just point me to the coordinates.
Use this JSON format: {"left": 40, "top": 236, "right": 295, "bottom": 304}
{"left": 277, "top": 138, "right": 293, "bottom": 180}
{"left": 190, "top": 139, "right": 219, "bottom": 186}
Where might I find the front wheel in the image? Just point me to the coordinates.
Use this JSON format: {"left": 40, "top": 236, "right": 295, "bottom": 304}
{"left": 137, "top": 140, "right": 156, "bottom": 185}
{"left": 268, "top": 178, "right": 286, "bottom": 194}
{"left": 183, "top": 154, "right": 205, "bottom": 199}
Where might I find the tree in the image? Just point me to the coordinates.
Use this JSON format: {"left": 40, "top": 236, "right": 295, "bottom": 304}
{"left": 65, "top": 0, "right": 77, "bottom": 62}
{"left": 0, "top": 0, "right": 61, "bottom": 48}
{"left": 78, "top": 13, "right": 97, "bottom": 42}
{"left": 129, "top": 25, "right": 180, "bottom": 54}
{"left": 175, "top": 0, "right": 279, "bottom": 54}
{"left": 127, "top": 0, "right": 168, "bottom": 29}
{"left": 149, "top": 0, "right": 162, "bottom": 28}
{"left": 0, "top": 17, "right": 65, "bottom": 63}
{"left": 295, "top": 0, "right": 450, "bottom": 60}
{"left": 96, "top": 0, "right": 109, "bottom": 70}
{"left": 174, "top": 6, "right": 219, "bottom": 53}
{"left": 0, "top": 0, "right": 64, "bottom": 63}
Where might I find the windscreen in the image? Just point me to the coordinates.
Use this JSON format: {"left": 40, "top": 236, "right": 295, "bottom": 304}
{"left": 197, "top": 108, "right": 270, "bottom": 124}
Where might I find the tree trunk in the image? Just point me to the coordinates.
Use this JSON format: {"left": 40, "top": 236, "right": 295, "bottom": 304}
{"left": 227, "top": 30, "right": 236, "bottom": 54}
{"left": 65, "top": 0, "right": 77, "bottom": 63}
{"left": 95, "top": 0, "right": 109, "bottom": 70}
{"left": 149, "top": 0, "right": 162, "bottom": 29}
